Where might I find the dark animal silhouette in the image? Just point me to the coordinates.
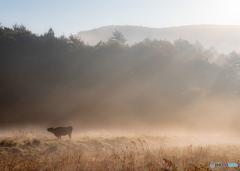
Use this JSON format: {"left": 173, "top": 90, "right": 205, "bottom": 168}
{"left": 47, "top": 126, "right": 73, "bottom": 139}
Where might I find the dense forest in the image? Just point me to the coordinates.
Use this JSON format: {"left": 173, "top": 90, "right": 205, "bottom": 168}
{"left": 0, "top": 24, "right": 240, "bottom": 129}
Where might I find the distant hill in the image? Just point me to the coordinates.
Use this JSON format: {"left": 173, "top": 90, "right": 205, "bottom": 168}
{"left": 74, "top": 25, "right": 240, "bottom": 53}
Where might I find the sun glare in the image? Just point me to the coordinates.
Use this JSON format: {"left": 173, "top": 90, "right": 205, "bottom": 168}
{"left": 206, "top": 0, "right": 240, "bottom": 25}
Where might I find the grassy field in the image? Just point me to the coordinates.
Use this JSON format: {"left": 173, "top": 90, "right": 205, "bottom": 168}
{"left": 0, "top": 130, "right": 240, "bottom": 171}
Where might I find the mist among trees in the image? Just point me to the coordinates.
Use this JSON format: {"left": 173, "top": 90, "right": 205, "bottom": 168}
{"left": 1, "top": 24, "right": 240, "bottom": 131}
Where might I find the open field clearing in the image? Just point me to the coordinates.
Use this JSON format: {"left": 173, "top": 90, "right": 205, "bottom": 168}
{"left": 0, "top": 131, "right": 240, "bottom": 171}
{"left": 3, "top": 1, "right": 240, "bottom": 171}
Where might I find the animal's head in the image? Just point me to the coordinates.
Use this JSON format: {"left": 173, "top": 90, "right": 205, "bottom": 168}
{"left": 47, "top": 127, "right": 54, "bottom": 132}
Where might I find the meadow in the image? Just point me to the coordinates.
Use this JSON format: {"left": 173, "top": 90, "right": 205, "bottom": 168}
{"left": 0, "top": 130, "right": 240, "bottom": 171}
{"left": 2, "top": 25, "right": 240, "bottom": 171}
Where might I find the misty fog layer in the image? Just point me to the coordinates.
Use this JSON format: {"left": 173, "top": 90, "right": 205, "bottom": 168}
{"left": 1, "top": 25, "right": 240, "bottom": 134}
{"left": 75, "top": 25, "right": 240, "bottom": 53}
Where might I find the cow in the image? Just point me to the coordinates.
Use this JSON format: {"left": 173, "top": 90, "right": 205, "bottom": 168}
{"left": 47, "top": 126, "right": 73, "bottom": 140}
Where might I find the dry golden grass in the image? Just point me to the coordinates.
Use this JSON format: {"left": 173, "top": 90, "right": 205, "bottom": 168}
{"left": 0, "top": 130, "right": 240, "bottom": 171}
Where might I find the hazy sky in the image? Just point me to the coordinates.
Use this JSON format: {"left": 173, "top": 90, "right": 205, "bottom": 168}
{"left": 1, "top": 0, "right": 240, "bottom": 37}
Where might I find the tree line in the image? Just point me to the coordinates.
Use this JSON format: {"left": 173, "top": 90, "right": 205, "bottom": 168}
{"left": 0, "top": 24, "right": 240, "bottom": 108}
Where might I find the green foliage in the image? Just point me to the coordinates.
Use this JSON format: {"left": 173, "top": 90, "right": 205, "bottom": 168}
{"left": 68, "top": 34, "right": 84, "bottom": 51}
{"left": 227, "top": 51, "right": 240, "bottom": 80}
{"left": 44, "top": 28, "right": 55, "bottom": 39}
{"left": 12, "top": 23, "right": 26, "bottom": 32}
{"left": 108, "top": 29, "right": 127, "bottom": 44}
{"left": 225, "top": 51, "right": 240, "bottom": 93}
{"left": 0, "top": 23, "right": 240, "bottom": 125}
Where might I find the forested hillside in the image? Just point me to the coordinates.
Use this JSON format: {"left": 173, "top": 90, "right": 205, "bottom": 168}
{"left": 1, "top": 24, "right": 240, "bottom": 130}
{"left": 75, "top": 25, "right": 240, "bottom": 53}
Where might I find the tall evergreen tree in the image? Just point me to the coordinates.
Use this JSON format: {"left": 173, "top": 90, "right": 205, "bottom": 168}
{"left": 108, "top": 29, "right": 127, "bottom": 44}
{"left": 45, "top": 28, "right": 55, "bottom": 39}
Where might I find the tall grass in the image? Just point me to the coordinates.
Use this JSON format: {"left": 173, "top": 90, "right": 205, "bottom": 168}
{"left": 0, "top": 130, "right": 239, "bottom": 170}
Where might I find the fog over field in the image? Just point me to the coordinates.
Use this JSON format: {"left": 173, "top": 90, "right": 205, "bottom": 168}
{"left": 1, "top": 24, "right": 240, "bottom": 138}
{"left": 3, "top": 1, "right": 240, "bottom": 170}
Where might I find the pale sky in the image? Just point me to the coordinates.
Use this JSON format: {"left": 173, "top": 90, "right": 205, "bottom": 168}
{"left": 1, "top": 0, "right": 240, "bottom": 37}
